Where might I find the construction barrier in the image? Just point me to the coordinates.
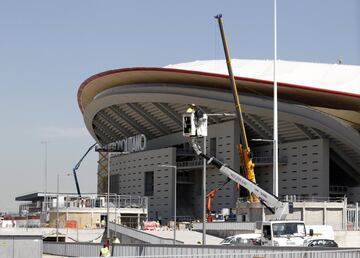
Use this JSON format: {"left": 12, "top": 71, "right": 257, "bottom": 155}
{"left": 65, "top": 220, "right": 77, "bottom": 228}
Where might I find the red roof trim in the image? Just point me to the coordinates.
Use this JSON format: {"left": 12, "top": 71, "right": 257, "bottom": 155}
{"left": 77, "top": 67, "right": 360, "bottom": 112}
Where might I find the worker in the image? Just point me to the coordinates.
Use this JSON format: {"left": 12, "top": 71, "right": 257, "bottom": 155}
{"left": 112, "top": 236, "right": 120, "bottom": 244}
{"left": 99, "top": 244, "right": 110, "bottom": 257}
{"left": 105, "top": 239, "right": 110, "bottom": 247}
{"left": 186, "top": 104, "right": 196, "bottom": 113}
{"left": 101, "top": 219, "right": 106, "bottom": 228}
{"left": 96, "top": 218, "right": 100, "bottom": 228}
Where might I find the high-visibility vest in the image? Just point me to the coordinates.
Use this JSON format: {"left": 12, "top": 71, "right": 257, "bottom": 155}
{"left": 112, "top": 238, "right": 120, "bottom": 244}
{"left": 186, "top": 107, "right": 194, "bottom": 113}
{"left": 100, "top": 247, "right": 110, "bottom": 257}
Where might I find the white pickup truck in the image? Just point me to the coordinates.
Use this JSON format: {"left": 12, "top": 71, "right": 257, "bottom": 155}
{"left": 261, "top": 220, "right": 307, "bottom": 246}
{"left": 219, "top": 223, "right": 334, "bottom": 247}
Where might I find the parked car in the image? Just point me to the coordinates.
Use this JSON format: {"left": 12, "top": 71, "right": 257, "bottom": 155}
{"left": 307, "top": 239, "right": 338, "bottom": 247}
{"left": 220, "top": 233, "right": 261, "bottom": 246}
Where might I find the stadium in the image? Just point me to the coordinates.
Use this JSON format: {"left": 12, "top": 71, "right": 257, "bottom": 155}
{"left": 78, "top": 59, "right": 360, "bottom": 223}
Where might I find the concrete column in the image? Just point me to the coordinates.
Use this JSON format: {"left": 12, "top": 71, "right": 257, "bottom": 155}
{"left": 302, "top": 206, "right": 306, "bottom": 223}
{"left": 343, "top": 197, "right": 347, "bottom": 230}
{"left": 66, "top": 202, "right": 68, "bottom": 222}
{"left": 137, "top": 213, "right": 140, "bottom": 229}
{"left": 91, "top": 209, "right": 93, "bottom": 228}
{"left": 355, "top": 203, "right": 359, "bottom": 231}
{"left": 324, "top": 201, "right": 327, "bottom": 225}
{"left": 262, "top": 207, "right": 265, "bottom": 221}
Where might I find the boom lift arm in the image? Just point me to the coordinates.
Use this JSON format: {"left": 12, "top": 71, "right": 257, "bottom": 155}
{"left": 72, "top": 143, "right": 97, "bottom": 197}
{"left": 215, "top": 14, "right": 257, "bottom": 202}
{"left": 192, "top": 139, "right": 290, "bottom": 220}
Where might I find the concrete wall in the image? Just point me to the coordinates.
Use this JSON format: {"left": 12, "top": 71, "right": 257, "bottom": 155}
{"left": 255, "top": 139, "right": 330, "bottom": 198}
{"left": 109, "top": 122, "right": 334, "bottom": 222}
{"left": 237, "top": 201, "right": 345, "bottom": 230}
{"left": 348, "top": 187, "right": 360, "bottom": 203}
{"left": 205, "top": 120, "right": 239, "bottom": 213}
{"left": 111, "top": 147, "right": 176, "bottom": 222}
{"left": 110, "top": 120, "right": 241, "bottom": 221}
{"left": 49, "top": 212, "right": 101, "bottom": 228}
{"left": 335, "top": 231, "right": 360, "bottom": 247}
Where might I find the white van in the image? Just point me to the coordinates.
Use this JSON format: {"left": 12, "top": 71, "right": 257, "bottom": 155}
{"left": 306, "top": 225, "right": 335, "bottom": 240}
{"left": 220, "top": 233, "right": 261, "bottom": 246}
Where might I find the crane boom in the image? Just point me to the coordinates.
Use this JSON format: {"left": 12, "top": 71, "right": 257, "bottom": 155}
{"left": 215, "top": 14, "right": 257, "bottom": 202}
{"left": 72, "top": 143, "right": 97, "bottom": 197}
{"left": 192, "top": 140, "right": 290, "bottom": 220}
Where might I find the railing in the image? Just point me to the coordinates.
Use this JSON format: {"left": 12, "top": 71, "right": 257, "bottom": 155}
{"left": 237, "top": 196, "right": 345, "bottom": 203}
{"left": 42, "top": 194, "right": 148, "bottom": 210}
{"left": 19, "top": 203, "right": 41, "bottom": 213}
{"left": 43, "top": 242, "right": 360, "bottom": 258}
{"left": 330, "top": 185, "right": 348, "bottom": 193}
{"left": 176, "top": 150, "right": 195, "bottom": 156}
{"left": 347, "top": 203, "right": 360, "bottom": 231}
{"left": 252, "top": 156, "right": 288, "bottom": 165}
{"left": 177, "top": 159, "right": 205, "bottom": 168}
{"left": 177, "top": 156, "right": 288, "bottom": 169}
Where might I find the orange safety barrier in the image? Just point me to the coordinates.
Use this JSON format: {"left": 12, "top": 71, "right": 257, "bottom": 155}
{"left": 65, "top": 220, "right": 77, "bottom": 228}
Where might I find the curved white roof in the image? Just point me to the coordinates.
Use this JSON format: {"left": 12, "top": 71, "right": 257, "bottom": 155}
{"left": 78, "top": 59, "right": 360, "bottom": 177}
{"left": 165, "top": 59, "right": 360, "bottom": 96}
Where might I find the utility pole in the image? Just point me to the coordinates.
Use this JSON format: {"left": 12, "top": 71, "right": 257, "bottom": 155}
{"left": 41, "top": 141, "right": 48, "bottom": 224}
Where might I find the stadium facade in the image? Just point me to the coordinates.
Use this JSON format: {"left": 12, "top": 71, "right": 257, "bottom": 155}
{"left": 78, "top": 59, "right": 360, "bottom": 222}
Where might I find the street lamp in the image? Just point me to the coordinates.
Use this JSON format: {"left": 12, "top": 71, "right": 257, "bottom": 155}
{"left": 107, "top": 152, "right": 112, "bottom": 239}
{"left": 40, "top": 141, "right": 48, "bottom": 224}
{"left": 158, "top": 164, "right": 177, "bottom": 245}
{"left": 95, "top": 144, "right": 129, "bottom": 239}
{"left": 202, "top": 137, "right": 206, "bottom": 246}
{"left": 56, "top": 173, "right": 71, "bottom": 242}
{"left": 105, "top": 151, "right": 129, "bottom": 239}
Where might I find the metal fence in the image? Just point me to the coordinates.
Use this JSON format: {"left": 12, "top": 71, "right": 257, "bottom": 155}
{"left": 42, "top": 193, "right": 148, "bottom": 210}
{"left": 347, "top": 203, "right": 359, "bottom": 231}
{"left": 0, "top": 235, "right": 42, "bottom": 258}
{"left": 44, "top": 242, "right": 360, "bottom": 258}
{"left": 84, "top": 250, "right": 360, "bottom": 258}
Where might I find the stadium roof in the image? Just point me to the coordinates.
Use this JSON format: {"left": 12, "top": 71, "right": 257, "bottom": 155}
{"left": 78, "top": 59, "right": 360, "bottom": 180}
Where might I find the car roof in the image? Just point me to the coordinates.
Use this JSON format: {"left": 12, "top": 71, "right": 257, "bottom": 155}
{"left": 233, "top": 233, "right": 261, "bottom": 238}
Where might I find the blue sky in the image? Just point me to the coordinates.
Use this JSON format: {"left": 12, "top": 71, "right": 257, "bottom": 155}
{"left": 0, "top": 0, "right": 359, "bottom": 212}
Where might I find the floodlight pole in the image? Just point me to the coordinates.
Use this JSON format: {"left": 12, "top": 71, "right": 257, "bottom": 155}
{"left": 56, "top": 174, "right": 60, "bottom": 242}
{"left": 273, "top": 0, "right": 279, "bottom": 196}
{"left": 107, "top": 152, "right": 111, "bottom": 240}
{"left": 202, "top": 136, "right": 206, "bottom": 245}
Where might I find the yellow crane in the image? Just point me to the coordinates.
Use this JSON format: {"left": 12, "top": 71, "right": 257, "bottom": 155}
{"left": 215, "top": 14, "right": 258, "bottom": 202}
